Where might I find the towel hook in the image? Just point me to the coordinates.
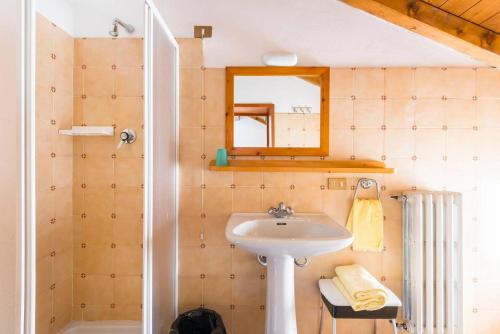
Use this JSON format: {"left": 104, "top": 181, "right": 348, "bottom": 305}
{"left": 353, "top": 178, "right": 380, "bottom": 200}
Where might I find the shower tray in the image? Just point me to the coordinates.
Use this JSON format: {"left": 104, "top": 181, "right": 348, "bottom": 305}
{"left": 59, "top": 321, "right": 141, "bottom": 334}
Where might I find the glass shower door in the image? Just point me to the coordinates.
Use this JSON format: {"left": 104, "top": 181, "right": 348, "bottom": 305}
{"left": 143, "top": 3, "right": 178, "bottom": 333}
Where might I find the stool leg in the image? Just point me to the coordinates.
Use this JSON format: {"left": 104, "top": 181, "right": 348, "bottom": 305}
{"left": 332, "top": 317, "right": 336, "bottom": 334}
{"left": 390, "top": 319, "right": 397, "bottom": 334}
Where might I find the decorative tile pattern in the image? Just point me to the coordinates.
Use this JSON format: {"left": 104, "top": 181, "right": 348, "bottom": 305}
{"left": 35, "top": 13, "right": 74, "bottom": 334}
{"left": 178, "top": 39, "right": 500, "bottom": 334}
{"left": 73, "top": 35, "right": 144, "bottom": 322}
{"left": 36, "top": 13, "right": 144, "bottom": 330}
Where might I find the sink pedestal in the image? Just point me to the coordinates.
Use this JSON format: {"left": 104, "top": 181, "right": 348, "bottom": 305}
{"left": 265, "top": 255, "right": 297, "bottom": 334}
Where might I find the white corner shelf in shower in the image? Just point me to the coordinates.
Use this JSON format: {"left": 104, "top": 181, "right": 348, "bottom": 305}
{"left": 59, "top": 126, "right": 114, "bottom": 136}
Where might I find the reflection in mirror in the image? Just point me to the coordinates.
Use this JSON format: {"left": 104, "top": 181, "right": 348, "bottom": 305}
{"left": 234, "top": 76, "right": 321, "bottom": 148}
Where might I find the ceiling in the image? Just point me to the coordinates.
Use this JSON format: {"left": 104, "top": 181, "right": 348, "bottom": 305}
{"left": 423, "top": 0, "right": 500, "bottom": 33}
{"left": 163, "top": 0, "right": 487, "bottom": 68}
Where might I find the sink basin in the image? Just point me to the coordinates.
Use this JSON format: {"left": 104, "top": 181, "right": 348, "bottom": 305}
{"left": 226, "top": 213, "right": 353, "bottom": 334}
{"left": 227, "top": 213, "right": 353, "bottom": 258}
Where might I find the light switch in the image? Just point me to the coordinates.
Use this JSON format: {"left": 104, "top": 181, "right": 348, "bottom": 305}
{"left": 327, "top": 177, "right": 347, "bottom": 190}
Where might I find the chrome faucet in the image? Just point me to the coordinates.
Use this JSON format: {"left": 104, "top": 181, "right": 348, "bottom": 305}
{"left": 268, "top": 202, "right": 294, "bottom": 218}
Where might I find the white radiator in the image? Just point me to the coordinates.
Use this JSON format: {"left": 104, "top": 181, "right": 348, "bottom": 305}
{"left": 400, "top": 192, "right": 463, "bottom": 334}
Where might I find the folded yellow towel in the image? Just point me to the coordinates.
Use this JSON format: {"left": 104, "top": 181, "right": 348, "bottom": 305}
{"left": 333, "top": 264, "right": 388, "bottom": 311}
{"left": 346, "top": 198, "right": 384, "bottom": 252}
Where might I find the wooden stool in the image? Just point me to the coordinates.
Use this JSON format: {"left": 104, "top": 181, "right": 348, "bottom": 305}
{"left": 318, "top": 279, "right": 401, "bottom": 334}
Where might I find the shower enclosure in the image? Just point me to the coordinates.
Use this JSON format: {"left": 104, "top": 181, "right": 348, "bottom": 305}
{"left": 25, "top": 0, "right": 178, "bottom": 333}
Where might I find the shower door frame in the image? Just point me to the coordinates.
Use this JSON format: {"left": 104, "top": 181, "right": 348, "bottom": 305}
{"left": 21, "top": 0, "right": 36, "bottom": 332}
{"left": 143, "top": 1, "right": 180, "bottom": 333}
{"left": 21, "top": 1, "right": 179, "bottom": 333}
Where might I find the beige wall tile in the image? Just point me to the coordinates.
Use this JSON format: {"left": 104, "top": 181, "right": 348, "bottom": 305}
{"left": 330, "top": 68, "right": 354, "bottom": 98}
{"left": 415, "top": 129, "right": 445, "bottom": 161}
{"left": 180, "top": 69, "right": 203, "bottom": 98}
{"left": 81, "top": 97, "right": 114, "bottom": 125}
{"left": 414, "top": 99, "right": 445, "bottom": 128}
{"left": 415, "top": 68, "right": 446, "bottom": 98}
{"left": 232, "top": 306, "right": 265, "bottom": 334}
{"left": 35, "top": 28, "right": 67, "bottom": 312}
{"left": 180, "top": 97, "right": 203, "bottom": 128}
{"left": 115, "top": 187, "right": 143, "bottom": 219}
{"left": 233, "top": 188, "right": 263, "bottom": 212}
{"left": 84, "top": 67, "right": 115, "bottom": 97}
{"left": 203, "top": 216, "right": 230, "bottom": 246}
{"left": 331, "top": 129, "right": 353, "bottom": 160}
{"left": 113, "top": 246, "right": 142, "bottom": 275}
{"left": 353, "top": 99, "right": 384, "bottom": 128}
{"left": 115, "top": 38, "right": 143, "bottom": 67}
{"left": 476, "top": 68, "right": 500, "bottom": 98}
{"left": 385, "top": 99, "right": 414, "bottom": 129}
{"left": 204, "top": 276, "right": 232, "bottom": 305}
{"left": 179, "top": 156, "right": 203, "bottom": 187}
{"left": 179, "top": 246, "right": 203, "bottom": 277}
{"left": 204, "top": 187, "right": 233, "bottom": 216}
{"left": 331, "top": 99, "right": 353, "bottom": 129}
{"left": 179, "top": 216, "right": 202, "bottom": 247}
{"left": 353, "top": 129, "right": 383, "bottom": 160}
{"left": 115, "top": 157, "right": 143, "bottom": 187}
{"left": 75, "top": 274, "right": 114, "bottom": 305}
{"left": 75, "top": 38, "right": 115, "bottom": 67}
{"left": 384, "top": 68, "right": 414, "bottom": 98}
{"left": 114, "top": 276, "right": 142, "bottom": 304}
{"left": 177, "top": 38, "right": 203, "bottom": 69}
{"left": 203, "top": 127, "right": 225, "bottom": 160}
{"left": 477, "top": 99, "right": 500, "bottom": 128}
{"left": 353, "top": 68, "right": 384, "bottom": 99}
{"left": 443, "top": 68, "right": 475, "bottom": 98}
{"left": 233, "top": 172, "right": 263, "bottom": 186}
{"left": 115, "top": 67, "right": 143, "bottom": 97}
{"left": 114, "top": 219, "right": 142, "bottom": 246}
{"left": 202, "top": 245, "right": 232, "bottom": 276}
{"left": 445, "top": 99, "right": 475, "bottom": 128}
{"left": 179, "top": 276, "right": 203, "bottom": 306}
{"left": 75, "top": 245, "right": 114, "bottom": 275}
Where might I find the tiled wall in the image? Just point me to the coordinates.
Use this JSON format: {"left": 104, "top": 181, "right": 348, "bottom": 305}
{"left": 274, "top": 113, "right": 320, "bottom": 147}
{"left": 72, "top": 37, "right": 144, "bottom": 321}
{"left": 178, "top": 39, "right": 500, "bottom": 334}
{"left": 36, "top": 14, "right": 74, "bottom": 334}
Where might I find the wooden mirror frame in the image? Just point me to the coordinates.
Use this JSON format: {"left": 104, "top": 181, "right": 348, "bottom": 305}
{"left": 226, "top": 66, "right": 330, "bottom": 156}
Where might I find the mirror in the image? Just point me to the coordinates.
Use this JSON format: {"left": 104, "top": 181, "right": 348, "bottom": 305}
{"left": 226, "top": 67, "right": 329, "bottom": 156}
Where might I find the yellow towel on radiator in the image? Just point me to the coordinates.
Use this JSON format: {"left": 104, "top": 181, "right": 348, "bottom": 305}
{"left": 333, "top": 264, "right": 388, "bottom": 311}
{"left": 346, "top": 198, "right": 384, "bottom": 252}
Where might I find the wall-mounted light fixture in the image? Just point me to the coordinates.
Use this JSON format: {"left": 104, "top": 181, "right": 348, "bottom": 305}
{"left": 262, "top": 52, "right": 298, "bottom": 66}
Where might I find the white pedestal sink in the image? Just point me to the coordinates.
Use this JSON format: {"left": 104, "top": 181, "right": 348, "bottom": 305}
{"left": 226, "top": 213, "right": 353, "bottom": 334}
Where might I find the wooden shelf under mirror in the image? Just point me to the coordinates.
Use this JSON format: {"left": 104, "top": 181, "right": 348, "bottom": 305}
{"left": 208, "top": 160, "right": 394, "bottom": 174}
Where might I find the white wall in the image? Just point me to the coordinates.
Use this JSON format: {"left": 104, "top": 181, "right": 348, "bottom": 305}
{"left": 37, "top": 0, "right": 144, "bottom": 37}
{"left": 36, "top": 0, "right": 75, "bottom": 35}
{"left": 234, "top": 117, "right": 268, "bottom": 147}
{"left": 234, "top": 76, "right": 321, "bottom": 114}
{"left": 162, "top": 0, "right": 486, "bottom": 67}
{"left": 0, "top": 0, "right": 22, "bottom": 332}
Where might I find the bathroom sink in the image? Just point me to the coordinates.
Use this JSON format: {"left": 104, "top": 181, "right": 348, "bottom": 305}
{"left": 226, "top": 212, "right": 353, "bottom": 334}
{"left": 226, "top": 213, "right": 353, "bottom": 258}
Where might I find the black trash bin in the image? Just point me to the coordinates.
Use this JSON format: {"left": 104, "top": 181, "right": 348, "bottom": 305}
{"left": 170, "top": 308, "right": 227, "bottom": 334}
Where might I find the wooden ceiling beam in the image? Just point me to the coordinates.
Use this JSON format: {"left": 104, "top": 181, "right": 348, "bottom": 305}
{"left": 341, "top": 0, "right": 500, "bottom": 67}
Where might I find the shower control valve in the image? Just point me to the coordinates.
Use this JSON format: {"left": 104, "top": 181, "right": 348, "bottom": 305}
{"left": 117, "top": 128, "right": 137, "bottom": 149}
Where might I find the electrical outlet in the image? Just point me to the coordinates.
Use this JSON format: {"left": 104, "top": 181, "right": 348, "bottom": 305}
{"left": 327, "top": 177, "right": 347, "bottom": 190}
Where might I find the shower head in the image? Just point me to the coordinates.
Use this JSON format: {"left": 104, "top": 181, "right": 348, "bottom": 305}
{"left": 109, "top": 18, "right": 135, "bottom": 37}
